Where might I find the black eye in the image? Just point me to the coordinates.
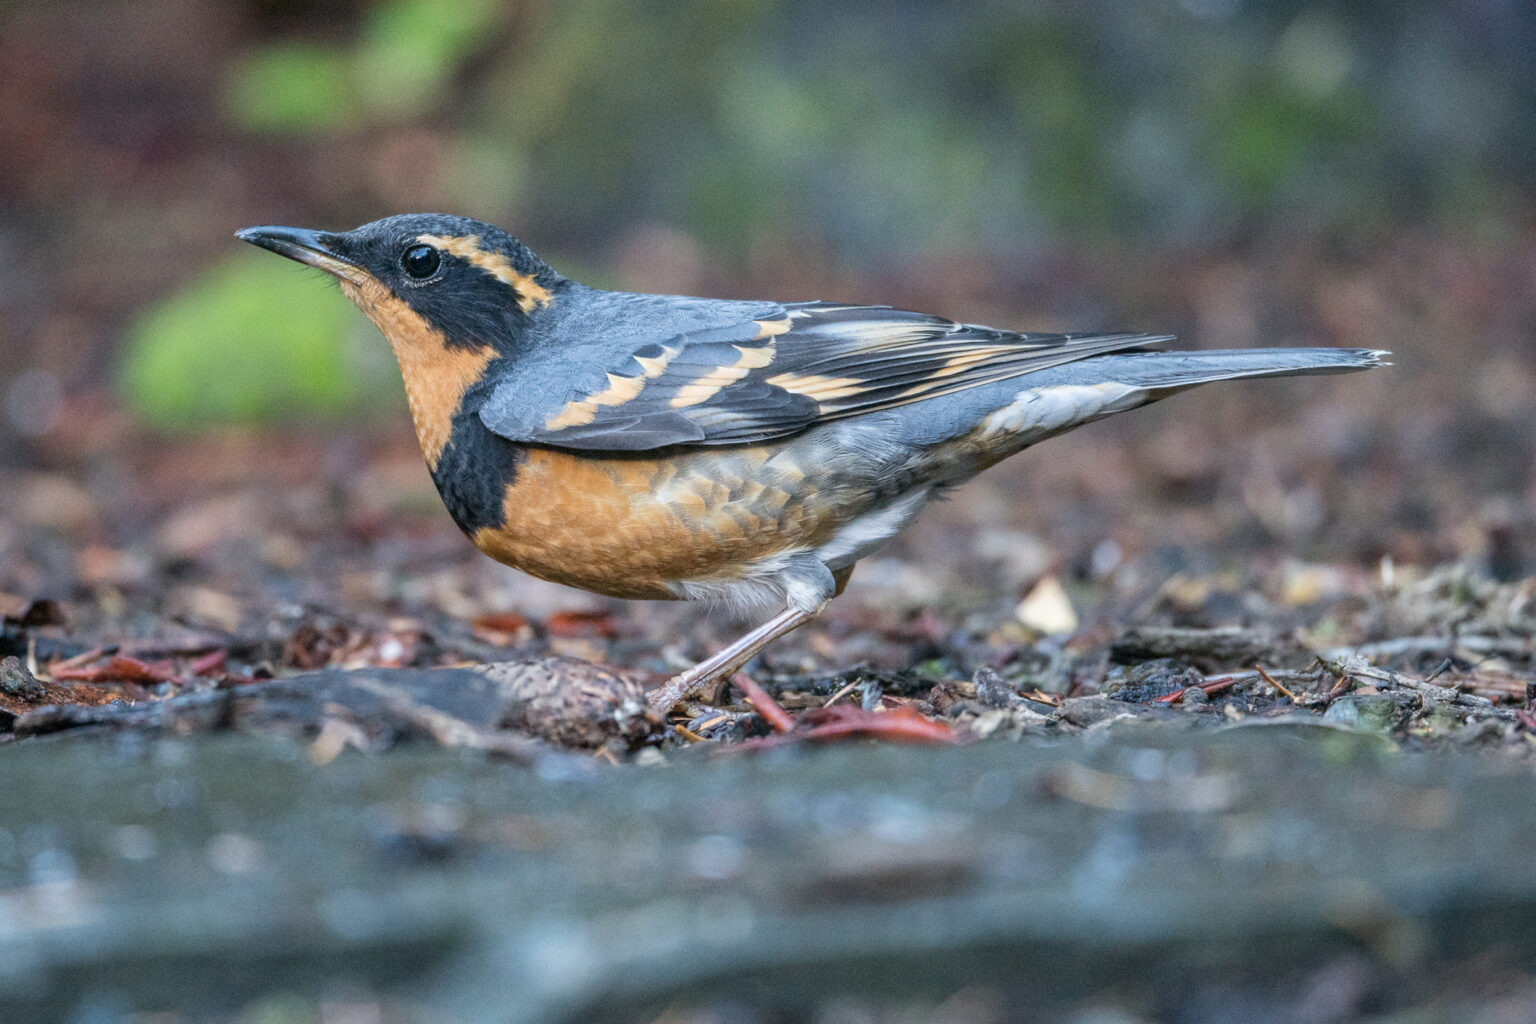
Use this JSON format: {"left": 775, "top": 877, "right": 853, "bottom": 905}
{"left": 401, "top": 244, "right": 441, "bottom": 279}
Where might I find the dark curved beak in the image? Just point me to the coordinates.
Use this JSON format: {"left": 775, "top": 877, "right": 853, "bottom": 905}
{"left": 236, "top": 225, "right": 365, "bottom": 282}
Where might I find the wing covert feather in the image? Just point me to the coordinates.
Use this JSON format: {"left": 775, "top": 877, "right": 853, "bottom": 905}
{"left": 480, "top": 300, "right": 1165, "bottom": 451}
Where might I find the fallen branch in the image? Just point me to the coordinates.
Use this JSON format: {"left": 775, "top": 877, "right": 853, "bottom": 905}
{"left": 1323, "top": 635, "right": 1534, "bottom": 661}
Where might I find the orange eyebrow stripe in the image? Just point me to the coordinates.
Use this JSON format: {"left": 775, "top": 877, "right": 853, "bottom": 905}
{"left": 417, "top": 233, "right": 554, "bottom": 313}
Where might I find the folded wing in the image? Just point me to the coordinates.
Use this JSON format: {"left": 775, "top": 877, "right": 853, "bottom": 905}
{"left": 480, "top": 300, "right": 1166, "bottom": 452}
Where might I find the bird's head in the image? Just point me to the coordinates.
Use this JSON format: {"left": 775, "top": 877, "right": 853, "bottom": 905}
{"left": 236, "top": 213, "right": 559, "bottom": 354}
{"left": 237, "top": 213, "right": 558, "bottom": 470}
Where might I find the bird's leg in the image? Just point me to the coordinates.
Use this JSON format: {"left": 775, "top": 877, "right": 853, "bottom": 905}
{"left": 648, "top": 605, "right": 816, "bottom": 713}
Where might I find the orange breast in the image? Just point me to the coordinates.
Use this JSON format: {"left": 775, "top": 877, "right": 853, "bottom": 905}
{"left": 470, "top": 444, "right": 846, "bottom": 599}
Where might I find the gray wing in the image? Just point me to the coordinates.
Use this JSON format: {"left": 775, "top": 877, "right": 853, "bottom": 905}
{"left": 478, "top": 299, "right": 1165, "bottom": 452}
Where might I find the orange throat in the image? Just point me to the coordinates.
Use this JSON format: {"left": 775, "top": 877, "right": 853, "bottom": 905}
{"left": 340, "top": 278, "right": 496, "bottom": 471}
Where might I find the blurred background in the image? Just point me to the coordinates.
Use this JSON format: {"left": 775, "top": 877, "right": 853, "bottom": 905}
{"left": 7, "top": 8, "right": 1536, "bottom": 1021}
{"left": 2, "top": 0, "right": 1534, "bottom": 663}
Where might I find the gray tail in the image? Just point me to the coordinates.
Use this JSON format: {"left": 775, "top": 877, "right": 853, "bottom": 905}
{"left": 1095, "top": 347, "right": 1390, "bottom": 392}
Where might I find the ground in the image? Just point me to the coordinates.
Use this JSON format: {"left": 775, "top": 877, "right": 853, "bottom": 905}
{"left": 3, "top": 234, "right": 1536, "bottom": 1022}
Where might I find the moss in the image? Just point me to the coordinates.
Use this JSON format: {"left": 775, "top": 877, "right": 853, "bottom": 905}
{"left": 118, "top": 252, "right": 399, "bottom": 430}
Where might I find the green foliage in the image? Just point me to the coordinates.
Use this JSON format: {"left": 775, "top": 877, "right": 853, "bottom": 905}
{"left": 119, "top": 253, "right": 397, "bottom": 431}
{"left": 216, "top": 2, "right": 1527, "bottom": 256}
{"left": 1210, "top": 75, "right": 1369, "bottom": 202}
{"left": 224, "top": 41, "right": 354, "bottom": 134}
{"left": 353, "top": 0, "right": 500, "bottom": 121}
{"left": 223, "top": 0, "right": 500, "bottom": 134}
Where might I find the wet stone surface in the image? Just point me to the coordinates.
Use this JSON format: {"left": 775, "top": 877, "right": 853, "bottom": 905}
{"left": 4, "top": 726, "right": 1536, "bottom": 1023}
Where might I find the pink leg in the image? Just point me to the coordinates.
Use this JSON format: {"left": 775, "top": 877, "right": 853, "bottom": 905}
{"left": 647, "top": 606, "right": 815, "bottom": 713}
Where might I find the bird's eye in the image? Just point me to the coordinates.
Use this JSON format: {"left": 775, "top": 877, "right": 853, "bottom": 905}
{"left": 401, "top": 244, "right": 441, "bottom": 279}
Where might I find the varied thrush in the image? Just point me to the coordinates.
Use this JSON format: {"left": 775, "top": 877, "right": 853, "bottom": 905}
{"left": 237, "top": 215, "right": 1386, "bottom": 711}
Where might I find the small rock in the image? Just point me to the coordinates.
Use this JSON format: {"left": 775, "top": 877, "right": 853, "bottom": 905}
{"left": 0, "top": 656, "right": 45, "bottom": 702}
{"left": 926, "top": 678, "right": 977, "bottom": 716}
{"left": 1059, "top": 696, "right": 1143, "bottom": 727}
{"left": 1322, "top": 694, "right": 1402, "bottom": 732}
{"left": 1015, "top": 576, "right": 1078, "bottom": 635}
{"left": 1103, "top": 661, "right": 1203, "bottom": 703}
{"left": 974, "top": 666, "right": 1026, "bottom": 709}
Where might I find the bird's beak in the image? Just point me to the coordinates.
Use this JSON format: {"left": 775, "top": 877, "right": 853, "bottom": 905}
{"left": 235, "top": 225, "right": 367, "bottom": 284}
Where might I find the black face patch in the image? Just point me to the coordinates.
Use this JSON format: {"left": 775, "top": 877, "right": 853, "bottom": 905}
{"left": 327, "top": 214, "right": 556, "bottom": 353}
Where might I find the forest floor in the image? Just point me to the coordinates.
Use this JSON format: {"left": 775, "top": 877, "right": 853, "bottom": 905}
{"left": 4, "top": 233, "right": 1536, "bottom": 1023}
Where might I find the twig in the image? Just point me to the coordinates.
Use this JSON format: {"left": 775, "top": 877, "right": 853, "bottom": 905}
{"left": 1326, "top": 658, "right": 1506, "bottom": 713}
{"left": 1201, "top": 676, "right": 1236, "bottom": 696}
{"left": 732, "top": 673, "right": 794, "bottom": 734}
{"left": 673, "top": 725, "right": 708, "bottom": 744}
{"left": 1322, "top": 635, "right": 1533, "bottom": 661}
{"left": 688, "top": 712, "right": 733, "bottom": 733}
{"left": 1153, "top": 676, "right": 1237, "bottom": 704}
{"left": 1254, "top": 663, "right": 1296, "bottom": 701}
{"left": 822, "top": 679, "right": 861, "bottom": 708}
{"left": 349, "top": 677, "right": 567, "bottom": 767}
{"left": 1111, "top": 625, "right": 1296, "bottom": 665}
{"left": 54, "top": 646, "right": 114, "bottom": 671}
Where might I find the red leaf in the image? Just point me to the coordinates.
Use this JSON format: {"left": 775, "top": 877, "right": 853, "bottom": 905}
{"left": 545, "top": 610, "right": 619, "bottom": 639}
{"left": 52, "top": 655, "right": 179, "bottom": 684}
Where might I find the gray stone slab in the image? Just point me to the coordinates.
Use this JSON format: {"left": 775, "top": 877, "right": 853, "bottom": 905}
{"left": 2, "top": 722, "right": 1534, "bottom": 1022}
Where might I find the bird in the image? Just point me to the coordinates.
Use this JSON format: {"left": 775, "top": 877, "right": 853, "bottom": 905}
{"left": 237, "top": 214, "right": 1386, "bottom": 712}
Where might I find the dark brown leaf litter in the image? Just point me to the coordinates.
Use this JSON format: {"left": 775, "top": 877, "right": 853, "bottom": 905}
{"left": 9, "top": 565, "right": 1532, "bottom": 764}
{"left": 0, "top": 655, "right": 125, "bottom": 718}
{"left": 1, "top": 387, "right": 1534, "bottom": 761}
{"left": 5, "top": 656, "right": 661, "bottom": 767}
